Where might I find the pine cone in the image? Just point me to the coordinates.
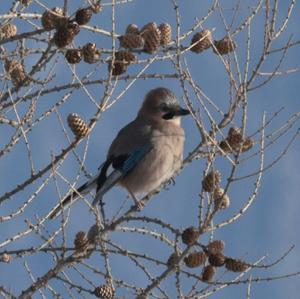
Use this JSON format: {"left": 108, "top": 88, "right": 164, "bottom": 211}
{"left": 65, "top": 49, "right": 82, "bottom": 64}
{"left": 207, "top": 240, "right": 225, "bottom": 254}
{"left": 0, "top": 253, "right": 12, "bottom": 263}
{"left": 219, "top": 139, "right": 231, "bottom": 154}
{"left": 75, "top": 7, "right": 93, "bottom": 25}
{"left": 202, "top": 265, "right": 216, "bottom": 282}
{"left": 140, "top": 22, "right": 158, "bottom": 33}
{"left": 214, "top": 36, "right": 236, "bottom": 55}
{"left": 225, "top": 258, "right": 248, "bottom": 272}
{"left": 159, "top": 23, "right": 172, "bottom": 45}
{"left": 213, "top": 188, "right": 230, "bottom": 209}
{"left": 115, "top": 51, "right": 136, "bottom": 64}
{"left": 142, "top": 27, "right": 161, "bottom": 53}
{"left": 94, "top": 285, "right": 114, "bottom": 299}
{"left": 0, "top": 23, "right": 17, "bottom": 40}
{"left": 208, "top": 253, "right": 226, "bottom": 267}
{"left": 126, "top": 24, "right": 139, "bottom": 35}
{"left": 184, "top": 251, "right": 207, "bottom": 268}
{"left": 54, "top": 21, "right": 80, "bottom": 48}
{"left": 202, "top": 170, "right": 221, "bottom": 192}
{"left": 74, "top": 231, "right": 88, "bottom": 251}
{"left": 87, "top": 224, "right": 101, "bottom": 244}
{"left": 167, "top": 252, "right": 179, "bottom": 268}
{"left": 119, "top": 33, "right": 144, "bottom": 49}
{"left": 82, "top": 43, "right": 101, "bottom": 64}
{"left": 240, "top": 137, "right": 254, "bottom": 152}
{"left": 41, "top": 7, "right": 66, "bottom": 31}
{"left": 227, "top": 126, "right": 243, "bottom": 151}
{"left": 109, "top": 61, "right": 127, "bottom": 76}
{"left": 5, "top": 60, "right": 27, "bottom": 87}
{"left": 67, "top": 113, "right": 89, "bottom": 139}
{"left": 181, "top": 226, "right": 199, "bottom": 245}
{"left": 190, "top": 30, "right": 212, "bottom": 53}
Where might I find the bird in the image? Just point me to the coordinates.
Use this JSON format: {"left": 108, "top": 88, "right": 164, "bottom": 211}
{"left": 49, "top": 87, "right": 190, "bottom": 218}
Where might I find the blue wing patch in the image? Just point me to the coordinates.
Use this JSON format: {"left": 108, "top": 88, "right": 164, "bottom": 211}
{"left": 92, "top": 143, "right": 153, "bottom": 206}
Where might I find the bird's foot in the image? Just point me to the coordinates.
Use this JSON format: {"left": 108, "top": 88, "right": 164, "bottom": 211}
{"left": 134, "top": 200, "right": 145, "bottom": 211}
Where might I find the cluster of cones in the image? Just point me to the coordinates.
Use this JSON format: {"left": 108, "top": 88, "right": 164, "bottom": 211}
{"left": 202, "top": 169, "right": 230, "bottom": 209}
{"left": 41, "top": 6, "right": 101, "bottom": 48}
{"left": 167, "top": 227, "right": 249, "bottom": 283}
{"left": 190, "top": 29, "right": 236, "bottom": 55}
{"left": 109, "top": 22, "right": 172, "bottom": 76}
{"left": 73, "top": 229, "right": 114, "bottom": 298}
{"left": 220, "top": 126, "right": 254, "bottom": 154}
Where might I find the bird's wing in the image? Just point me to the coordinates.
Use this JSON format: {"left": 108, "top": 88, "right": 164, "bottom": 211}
{"left": 92, "top": 143, "right": 153, "bottom": 206}
{"left": 49, "top": 119, "right": 153, "bottom": 218}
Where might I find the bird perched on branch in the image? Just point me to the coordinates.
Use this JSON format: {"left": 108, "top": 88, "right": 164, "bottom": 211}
{"left": 49, "top": 87, "right": 190, "bottom": 218}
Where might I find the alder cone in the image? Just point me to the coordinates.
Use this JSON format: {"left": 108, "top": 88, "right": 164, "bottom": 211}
{"left": 225, "top": 258, "right": 248, "bottom": 272}
{"left": 184, "top": 251, "right": 207, "bottom": 268}
{"left": 82, "top": 43, "right": 101, "bottom": 64}
{"left": 94, "top": 285, "right": 114, "bottom": 299}
{"left": 119, "top": 33, "right": 144, "bottom": 49}
{"left": 67, "top": 113, "right": 89, "bottom": 139}
{"left": 54, "top": 21, "right": 80, "bottom": 48}
{"left": 202, "top": 170, "right": 221, "bottom": 192}
{"left": 159, "top": 23, "right": 172, "bottom": 45}
{"left": 65, "top": 49, "right": 82, "bottom": 64}
{"left": 202, "top": 265, "right": 216, "bottom": 282}
{"left": 207, "top": 240, "right": 225, "bottom": 254}
{"left": 208, "top": 252, "right": 226, "bottom": 267}
{"left": 41, "top": 7, "right": 66, "bottom": 31}
{"left": 0, "top": 23, "right": 17, "bottom": 39}
{"left": 75, "top": 7, "right": 93, "bottom": 25}
{"left": 190, "top": 30, "right": 212, "bottom": 53}
{"left": 126, "top": 23, "right": 139, "bottom": 35}
{"left": 214, "top": 36, "right": 236, "bottom": 55}
{"left": 181, "top": 226, "right": 199, "bottom": 245}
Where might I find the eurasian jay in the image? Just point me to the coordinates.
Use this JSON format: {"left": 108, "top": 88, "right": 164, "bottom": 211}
{"left": 50, "top": 87, "right": 189, "bottom": 218}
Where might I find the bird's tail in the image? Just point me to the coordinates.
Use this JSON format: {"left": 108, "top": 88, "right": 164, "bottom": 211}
{"left": 49, "top": 178, "right": 96, "bottom": 219}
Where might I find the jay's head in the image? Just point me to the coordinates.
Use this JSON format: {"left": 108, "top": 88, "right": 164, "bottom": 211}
{"left": 139, "top": 87, "right": 190, "bottom": 123}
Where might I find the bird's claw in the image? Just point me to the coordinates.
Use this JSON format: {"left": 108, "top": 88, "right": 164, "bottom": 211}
{"left": 134, "top": 200, "right": 145, "bottom": 211}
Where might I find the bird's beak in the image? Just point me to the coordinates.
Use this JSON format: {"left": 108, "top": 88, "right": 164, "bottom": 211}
{"left": 162, "top": 106, "right": 190, "bottom": 120}
{"left": 176, "top": 107, "right": 190, "bottom": 116}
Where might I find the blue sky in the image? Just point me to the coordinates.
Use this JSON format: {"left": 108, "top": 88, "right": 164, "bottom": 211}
{"left": 1, "top": 0, "right": 300, "bottom": 298}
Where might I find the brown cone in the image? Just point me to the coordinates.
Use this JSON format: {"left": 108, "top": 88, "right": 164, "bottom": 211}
{"left": 82, "top": 43, "right": 101, "bottom": 64}
{"left": 225, "top": 258, "right": 248, "bottom": 272}
{"left": 54, "top": 21, "right": 80, "bottom": 48}
{"left": 119, "top": 33, "right": 144, "bottom": 49}
{"left": 75, "top": 7, "right": 93, "bottom": 25}
{"left": 241, "top": 137, "right": 254, "bottom": 152}
{"left": 202, "top": 265, "right": 216, "bottom": 282}
{"left": 74, "top": 231, "right": 88, "bottom": 251}
{"left": 94, "top": 285, "right": 114, "bottom": 299}
{"left": 0, "top": 23, "right": 17, "bottom": 40}
{"left": 207, "top": 240, "right": 225, "bottom": 254}
{"left": 5, "top": 60, "right": 27, "bottom": 87}
{"left": 190, "top": 30, "right": 212, "bottom": 53}
{"left": 140, "top": 22, "right": 158, "bottom": 33}
{"left": 214, "top": 36, "right": 236, "bottom": 55}
{"left": 41, "top": 7, "right": 66, "bottom": 31}
{"left": 126, "top": 24, "right": 139, "bottom": 35}
{"left": 67, "top": 113, "right": 89, "bottom": 139}
{"left": 213, "top": 188, "right": 230, "bottom": 209}
{"left": 159, "top": 23, "right": 172, "bottom": 45}
{"left": 181, "top": 226, "right": 199, "bottom": 245}
{"left": 184, "top": 251, "right": 207, "bottom": 268}
{"left": 142, "top": 27, "right": 161, "bottom": 53}
{"left": 167, "top": 252, "right": 179, "bottom": 268}
{"left": 65, "top": 49, "right": 82, "bottom": 64}
{"left": 208, "top": 252, "right": 226, "bottom": 267}
{"left": 202, "top": 170, "right": 221, "bottom": 192}
{"left": 115, "top": 51, "right": 136, "bottom": 64}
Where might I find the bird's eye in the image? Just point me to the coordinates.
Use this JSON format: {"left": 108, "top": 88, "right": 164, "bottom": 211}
{"left": 160, "top": 103, "right": 169, "bottom": 112}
